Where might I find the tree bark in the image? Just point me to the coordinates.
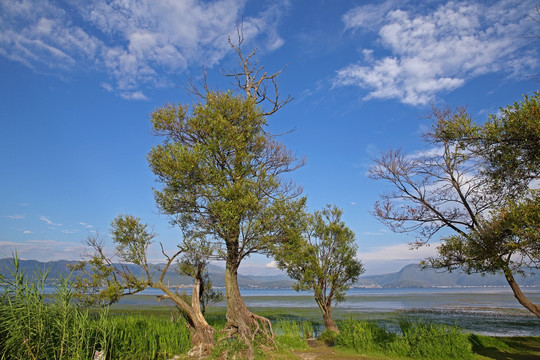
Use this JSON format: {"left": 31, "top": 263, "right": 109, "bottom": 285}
{"left": 225, "top": 261, "right": 253, "bottom": 335}
{"left": 502, "top": 266, "right": 540, "bottom": 317}
{"left": 316, "top": 299, "right": 339, "bottom": 334}
{"left": 223, "top": 258, "right": 275, "bottom": 357}
{"left": 155, "top": 281, "right": 215, "bottom": 355}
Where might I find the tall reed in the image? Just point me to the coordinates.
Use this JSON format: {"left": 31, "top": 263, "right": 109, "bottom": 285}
{"left": 335, "top": 318, "right": 473, "bottom": 360}
{"left": 0, "top": 255, "right": 190, "bottom": 359}
{"left": 0, "top": 255, "right": 107, "bottom": 359}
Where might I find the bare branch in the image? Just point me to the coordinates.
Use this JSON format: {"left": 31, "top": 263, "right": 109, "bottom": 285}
{"left": 221, "top": 25, "right": 293, "bottom": 116}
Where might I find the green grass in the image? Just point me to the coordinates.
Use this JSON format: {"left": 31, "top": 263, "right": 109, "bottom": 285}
{"left": 335, "top": 318, "right": 473, "bottom": 360}
{"left": 105, "top": 315, "right": 190, "bottom": 359}
{"left": 470, "top": 334, "right": 540, "bottom": 360}
{"left": 0, "top": 257, "right": 190, "bottom": 360}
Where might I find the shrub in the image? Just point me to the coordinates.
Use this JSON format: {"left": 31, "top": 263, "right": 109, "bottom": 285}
{"left": 335, "top": 318, "right": 473, "bottom": 360}
{"left": 274, "top": 320, "right": 313, "bottom": 350}
{"left": 398, "top": 319, "right": 473, "bottom": 360}
{"left": 334, "top": 318, "right": 395, "bottom": 353}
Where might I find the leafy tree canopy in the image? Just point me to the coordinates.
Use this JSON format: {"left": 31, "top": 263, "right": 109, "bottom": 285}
{"left": 273, "top": 204, "right": 364, "bottom": 332}
{"left": 370, "top": 92, "right": 540, "bottom": 317}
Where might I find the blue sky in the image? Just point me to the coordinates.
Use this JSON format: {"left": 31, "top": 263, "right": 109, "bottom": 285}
{"left": 1, "top": 0, "right": 538, "bottom": 275}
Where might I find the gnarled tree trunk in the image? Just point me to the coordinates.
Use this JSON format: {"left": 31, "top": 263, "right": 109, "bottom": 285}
{"left": 321, "top": 307, "right": 339, "bottom": 334}
{"left": 315, "top": 297, "right": 339, "bottom": 334}
{"left": 155, "top": 281, "right": 215, "bottom": 356}
{"left": 502, "top": 265, "right": 540, "bottom": 317}
{"left": 223, "top": 258, "right": 275, "bottom": 357}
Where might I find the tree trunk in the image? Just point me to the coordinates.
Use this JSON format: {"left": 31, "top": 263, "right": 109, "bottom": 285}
{"left": 223, "top": 259, "right": 275, "bottom": 357}
{"left": 502, "top": 266, "right": 540, "bottom": 317}
{"left": 225, "top": 261, "right": 253, "bottom": 336}
{"left": 316, "top": 299, "right": 339, "bottom": 334}
{"left": 155, "top": 282, "right": 215, "bottom": 356}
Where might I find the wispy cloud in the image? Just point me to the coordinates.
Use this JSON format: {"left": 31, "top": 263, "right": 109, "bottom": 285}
{"left": 336, "top": 1, "right": 539, "bottom": 105}
{"left": 358, "top": 242, "right": 438, "bottom": 262}
{"left": 358, "top": 242, "right": 440, "bottom": 275}
{"left": 0, "top": 239, "right": 87, "bottom": 261}
{"left": 0, "top": 0, "right": 285, "bottom": 99}
{"left": 39, "top": 216, "right": 61, "bottom": 226}
{"left": 6, "top": 214, "right": 25, "bottom": 219}
{"left": 61, "top": 229, "right": 79, "bottom": 234}
{"left": 23, "top": 230, "right": 33, "bottom": 234}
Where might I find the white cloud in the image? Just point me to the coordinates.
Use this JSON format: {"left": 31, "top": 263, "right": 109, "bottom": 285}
{"left": 342, "top": 0, "right": 397, "bottom": 31}
{"left": 120, "top": 91, "right": 149, "bottom": 101}
{"left": 39, "top": 216, "right": 61, "bottom": 226}
{"left": 358, "top": 242, "right": 438, "bottom": 262}
{"left": 6, "top": 214, "right": 25, "bottom": 219}
{"left": 336, "top": 1, "right": 539, "bottom": 105}
{"left": 23, "top": 230, "right": 33, "bottom": 234}
{"left": 61, "top": 229, "right": 79, "bottom": 234}
{"left": 0, "top": 239, "right": 87, "bottom": 261}
{"left": 0, "top": 0, "right": 285, "bottom": 99}
{"left": 358, "top": 242, "right": 440, "bottom": 275}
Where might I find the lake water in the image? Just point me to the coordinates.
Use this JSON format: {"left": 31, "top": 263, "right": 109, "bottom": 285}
{"left": 111, "top": 287, "right": 540, "bottom": 337}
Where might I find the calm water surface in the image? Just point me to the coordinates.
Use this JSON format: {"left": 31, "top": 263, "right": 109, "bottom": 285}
{"left": 113, "top": 287, "right": 540, "bottom": 336}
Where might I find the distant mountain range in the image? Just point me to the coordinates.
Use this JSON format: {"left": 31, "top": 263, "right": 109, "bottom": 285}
{"left": 1, "top": 258, "right": 539, "bottom": 289}
{"left": 355, "top": 264, "right": 540, "bottom": 288}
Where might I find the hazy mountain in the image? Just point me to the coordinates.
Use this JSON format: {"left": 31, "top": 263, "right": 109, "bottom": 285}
{"left": 355, "top": 264, "right": 540, "bottom": 288}
{"left": 1, "top": 258, "right": 539, "bottom": 289}
{"left": 0, "top": 258, "right": 293, "bottom": 289}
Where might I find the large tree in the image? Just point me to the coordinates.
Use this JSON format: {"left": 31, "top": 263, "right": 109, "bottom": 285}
{"left": 273, "top": 205, "right": 364, "bottom": 333}
{"left": 72, "top": 215, "right": 216, "bottom": 355}
{"left": 147, "top": 89, "right": 304, "bottom": 353}
{"left": 369, "top": 93, "right": 540, "bottom": 317}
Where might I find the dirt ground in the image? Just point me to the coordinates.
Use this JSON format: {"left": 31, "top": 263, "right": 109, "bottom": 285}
{"left": 291, "top": 340, "right": 371, "bottom": 360}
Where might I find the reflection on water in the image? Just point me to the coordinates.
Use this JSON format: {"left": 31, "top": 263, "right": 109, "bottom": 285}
{"left": 109, "top": 287, "right": 540, "bottom": 336}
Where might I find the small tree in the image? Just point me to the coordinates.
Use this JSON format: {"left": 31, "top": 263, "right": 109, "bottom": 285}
{"left": 71, "top": 215, "right": 216, "bottom": 354}
{"left": 273, "top": 205, "right": 364, "bottom": 333}
{"left": 172, "top": 237, "right": 223, "bottom": 315}
{"left": 370, "top": 93, "right": 540, "bottom": 317}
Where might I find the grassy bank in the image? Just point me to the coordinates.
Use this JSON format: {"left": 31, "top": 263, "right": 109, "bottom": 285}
{"left": 1, "top": 262, "right": 538, "bottom": 359}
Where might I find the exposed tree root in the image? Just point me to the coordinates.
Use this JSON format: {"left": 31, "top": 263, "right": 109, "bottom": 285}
{"left": 218, "top": 311, "right": 277, "bottom": 359}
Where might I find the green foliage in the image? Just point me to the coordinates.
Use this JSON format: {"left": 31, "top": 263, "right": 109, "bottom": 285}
{"left": 371, "top": 92, "right": 540, "bottom": 315}
{"left": 433, "top": 92, "right": 540, "bottom": 198}
{"left": 273, "top": 204, "right": 364, "bottom": 329}
{"left": 482, "top": 92, "right": 540, "bottom": 196}
{"left": 176, "top": 236, "right": 224, "bottom": 314}
{"left": 335, "top": 318, "right": 395, "bottom": 354}
{"left": 397, "top": 319, "right": 472, "bottom": 360}
{"left": 318, "top": 329, "right": 339, "bottom": 346}
{"left": 0, "top": 256, "right": 191, "bottom": 360}
{"left": 147, "top": 91, "right": 305, "bottom": 265}
{"left": 0, "top": 255, "right": 112, "bottom": 359}
{"left": 432, "top": 192, "right": 540, "bottom": 275}
{"left": 273, "top": 320, "right": 313, "bottom": 350}
{"left": 110, "top": 214, "right": 155, "bottom": 265}
{"left": 335, "top": 318, "right": 473, "bottom": 360}
{"left": 106, "top": 315, "right": 190, "bottom": 359}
